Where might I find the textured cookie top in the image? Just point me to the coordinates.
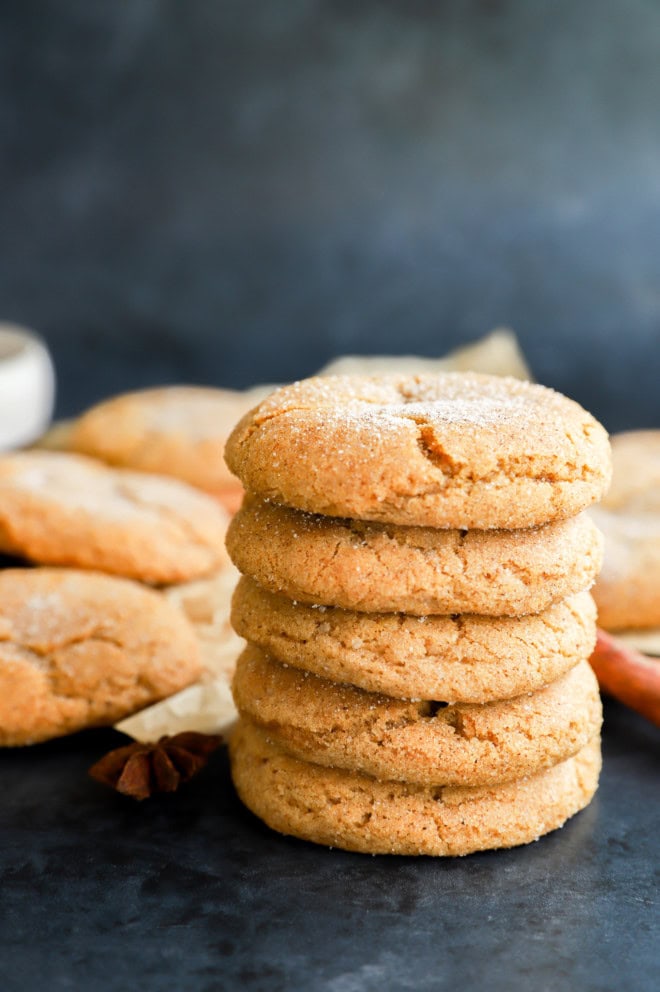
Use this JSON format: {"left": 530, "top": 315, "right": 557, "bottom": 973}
{"left": 225, "top": 373, "right": 612, "bottom": 528}
{"left": 0, "top": 568, "right": 202, "bottom": 745}
{"left": 0, "top": 451, "right": 229, "bottom": 583}
{"left": 232, "top": 578, "right": 597, "bottom": 702}
{"left": 230, "top": 722, "right": 601, "bottom": 856}
{"left": 227, "top": 497, "right": 604, "bottom": 616}
{"left": 69, "top": 386, "right": 269, "bottom": 493}
{"left": 233, "top": 647, "right": 601, "bottom": 787}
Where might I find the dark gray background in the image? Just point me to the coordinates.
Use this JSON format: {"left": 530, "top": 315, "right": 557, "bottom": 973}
{"left": 1, "top": 0, "right": 659, "bottom": 428}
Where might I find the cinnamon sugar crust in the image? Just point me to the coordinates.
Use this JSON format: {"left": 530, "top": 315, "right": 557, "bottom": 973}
{"left": 225, "top": 373, "right": 611, "bottom": 529}
{"left": 232, "top": 648, "right": 602, "bottom": 787}
{"left": 226, "top": 497, "right": 603, "bottom": 616}
{"left": 231, "top": 578, "right": 597, "bottom": 702}
{"left": 230, "top": 721, "right": 602, "bottom": 856}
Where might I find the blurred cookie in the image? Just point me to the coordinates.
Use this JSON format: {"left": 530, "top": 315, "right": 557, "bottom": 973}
{"left": 0, "top": 568, "right": 202, "bottom": 746}
{"left": 600, "top": 430, "right": 660, "bottom": 513}
{"left": 232, "top": 648, "right": 601, "bottom": 787}
{"left": 231, "top": 578, "right": 597, "bottom": 702}
{"left": 68, "top": 385, "right": 271, "bottom": 508}
{"left": 591, "top": 509, "right": 660, "bottom": 631}
{"left": 225, "top": 373, "right": 611, "bottom": 529}
{"left": 0, "top": 451, "right": 229, "bottom": 584}
{"left": 592, "top": 431, "right": 660, "bottom": 630}
{"left": 230, "top": 721, "right": 602, "bottom": 856}
{"left": 226, "top": 498, "right": 603, "bottom": 616}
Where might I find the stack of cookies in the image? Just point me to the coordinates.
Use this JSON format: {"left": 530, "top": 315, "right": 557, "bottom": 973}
{"left": 224, "top": 373, "right": 612, "bottom": 856}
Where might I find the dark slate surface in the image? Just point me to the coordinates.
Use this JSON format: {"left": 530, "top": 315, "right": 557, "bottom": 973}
{"left": 1, "top": 700, "right": 659, "bottom": 992}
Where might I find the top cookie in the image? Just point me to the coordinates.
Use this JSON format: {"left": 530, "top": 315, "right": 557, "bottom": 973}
{"left": 0, "top": 451, "right": 229, "bottom": 584}
{"left": 69, "top": 385, "right": 270, "bottom": 495}
{"left": 225, "top": 373, "right": 611, "bottom": 528}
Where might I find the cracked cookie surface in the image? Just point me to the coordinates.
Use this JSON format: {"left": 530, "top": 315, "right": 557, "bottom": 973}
{"left": 0, "top": 568, "right": 202, "bottom": 745}
{"left": 232, "top": 647, "right": 601, "bottom": 787}
{"left": 0, "top": 451, "right": 229, "bottom": 583}
{"left": 230, "top": 721, "right": 602, "bottom": 856}
{"left": 225, "top": 373, "right": 611, "bottom": 529}
{"left": 226, "top": 498, "right": 603, "bottom": 616}
{"left": 231, "top": 578, "right": 597, "bottom": 702}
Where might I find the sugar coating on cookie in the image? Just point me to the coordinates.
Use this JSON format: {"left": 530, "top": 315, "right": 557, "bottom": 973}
{"left": 232, "top": 579, "right": 597, "bottom": 702}
{"left": 226, "top": 498, "right": 603, "bottom": 616}
{"left": 230, "top": 721, "right": 602, "bottom": 856}
{"left": 233, "top": 648, "right": 601, "bottom": 787}
{"left": 0, "top": 568, "right": 202, "bottom": 745}
{"left": 225, "top": 373, "right": 612, "bottom": 529}
{"left": 0, "top": 451, "right": 229, "bottom": 584}
{"left": 69, "top": 385, "right": 268, "bottom": 495}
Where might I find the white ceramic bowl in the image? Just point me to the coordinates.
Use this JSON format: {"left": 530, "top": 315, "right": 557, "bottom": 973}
{"left": 0, "top": 325, "right": 55, "bottom": 450}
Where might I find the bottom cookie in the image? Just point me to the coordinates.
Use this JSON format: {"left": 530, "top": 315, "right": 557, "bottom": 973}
{"left": 230, "top": 721, "right": 601, "bottom": 857}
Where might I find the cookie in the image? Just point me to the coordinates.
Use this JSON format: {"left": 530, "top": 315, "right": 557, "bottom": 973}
{"left": 591, "top": 508, "right": 660, "bottom": 631}
{"left": 592, "top": 431, "right": 660, "bottom": 630}
{"left": 226, "top": 498, "right": 603, "bottom": 616}
{"left": 600, "top": 430, "right": 660, "bottom": 513}
{"left": 68, "top": 385, "right": 270, "bottom": 499}
{"left": 230, "top": 721, "right": 601, "bottom": 856}
{"left": 232, "top": 579, "right": 597, "bottom": 702}
{"left": 233, "top": 647, "right": 601, "bottom": 787}
{"left": 0, "top": 568, "right": 203, "bottom": 746}
{"left": 0, "top": 451, "right": 229, "bottom": 584}
{"left": 225, "top": 373, "right": 611, "bottom": 529}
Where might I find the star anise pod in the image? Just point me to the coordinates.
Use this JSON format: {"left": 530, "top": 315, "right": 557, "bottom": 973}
{"left": 89, "top": 732, "right": 224, "bottom": 800}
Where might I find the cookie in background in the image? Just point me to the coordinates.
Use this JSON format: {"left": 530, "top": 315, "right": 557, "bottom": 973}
{"left": 592, "top": 430, "right": 660, "bottom": 652}
{"left": 64, "top": 385, "right": 273, "bottom": 514}
{"left": 0, "top": 568, "right": 202, "bottom": 746}
{"left": 0, "top": 449, "right": 229, "bottom": 583}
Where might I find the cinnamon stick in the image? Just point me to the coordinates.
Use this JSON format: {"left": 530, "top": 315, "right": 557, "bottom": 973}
{"left": 590, "top": 629, "right": 660, "bottom": 728}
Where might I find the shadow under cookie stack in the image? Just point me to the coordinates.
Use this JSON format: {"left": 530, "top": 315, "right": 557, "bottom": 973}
{"left": 225, "top": 373, "right": 612, "bottom": 856}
